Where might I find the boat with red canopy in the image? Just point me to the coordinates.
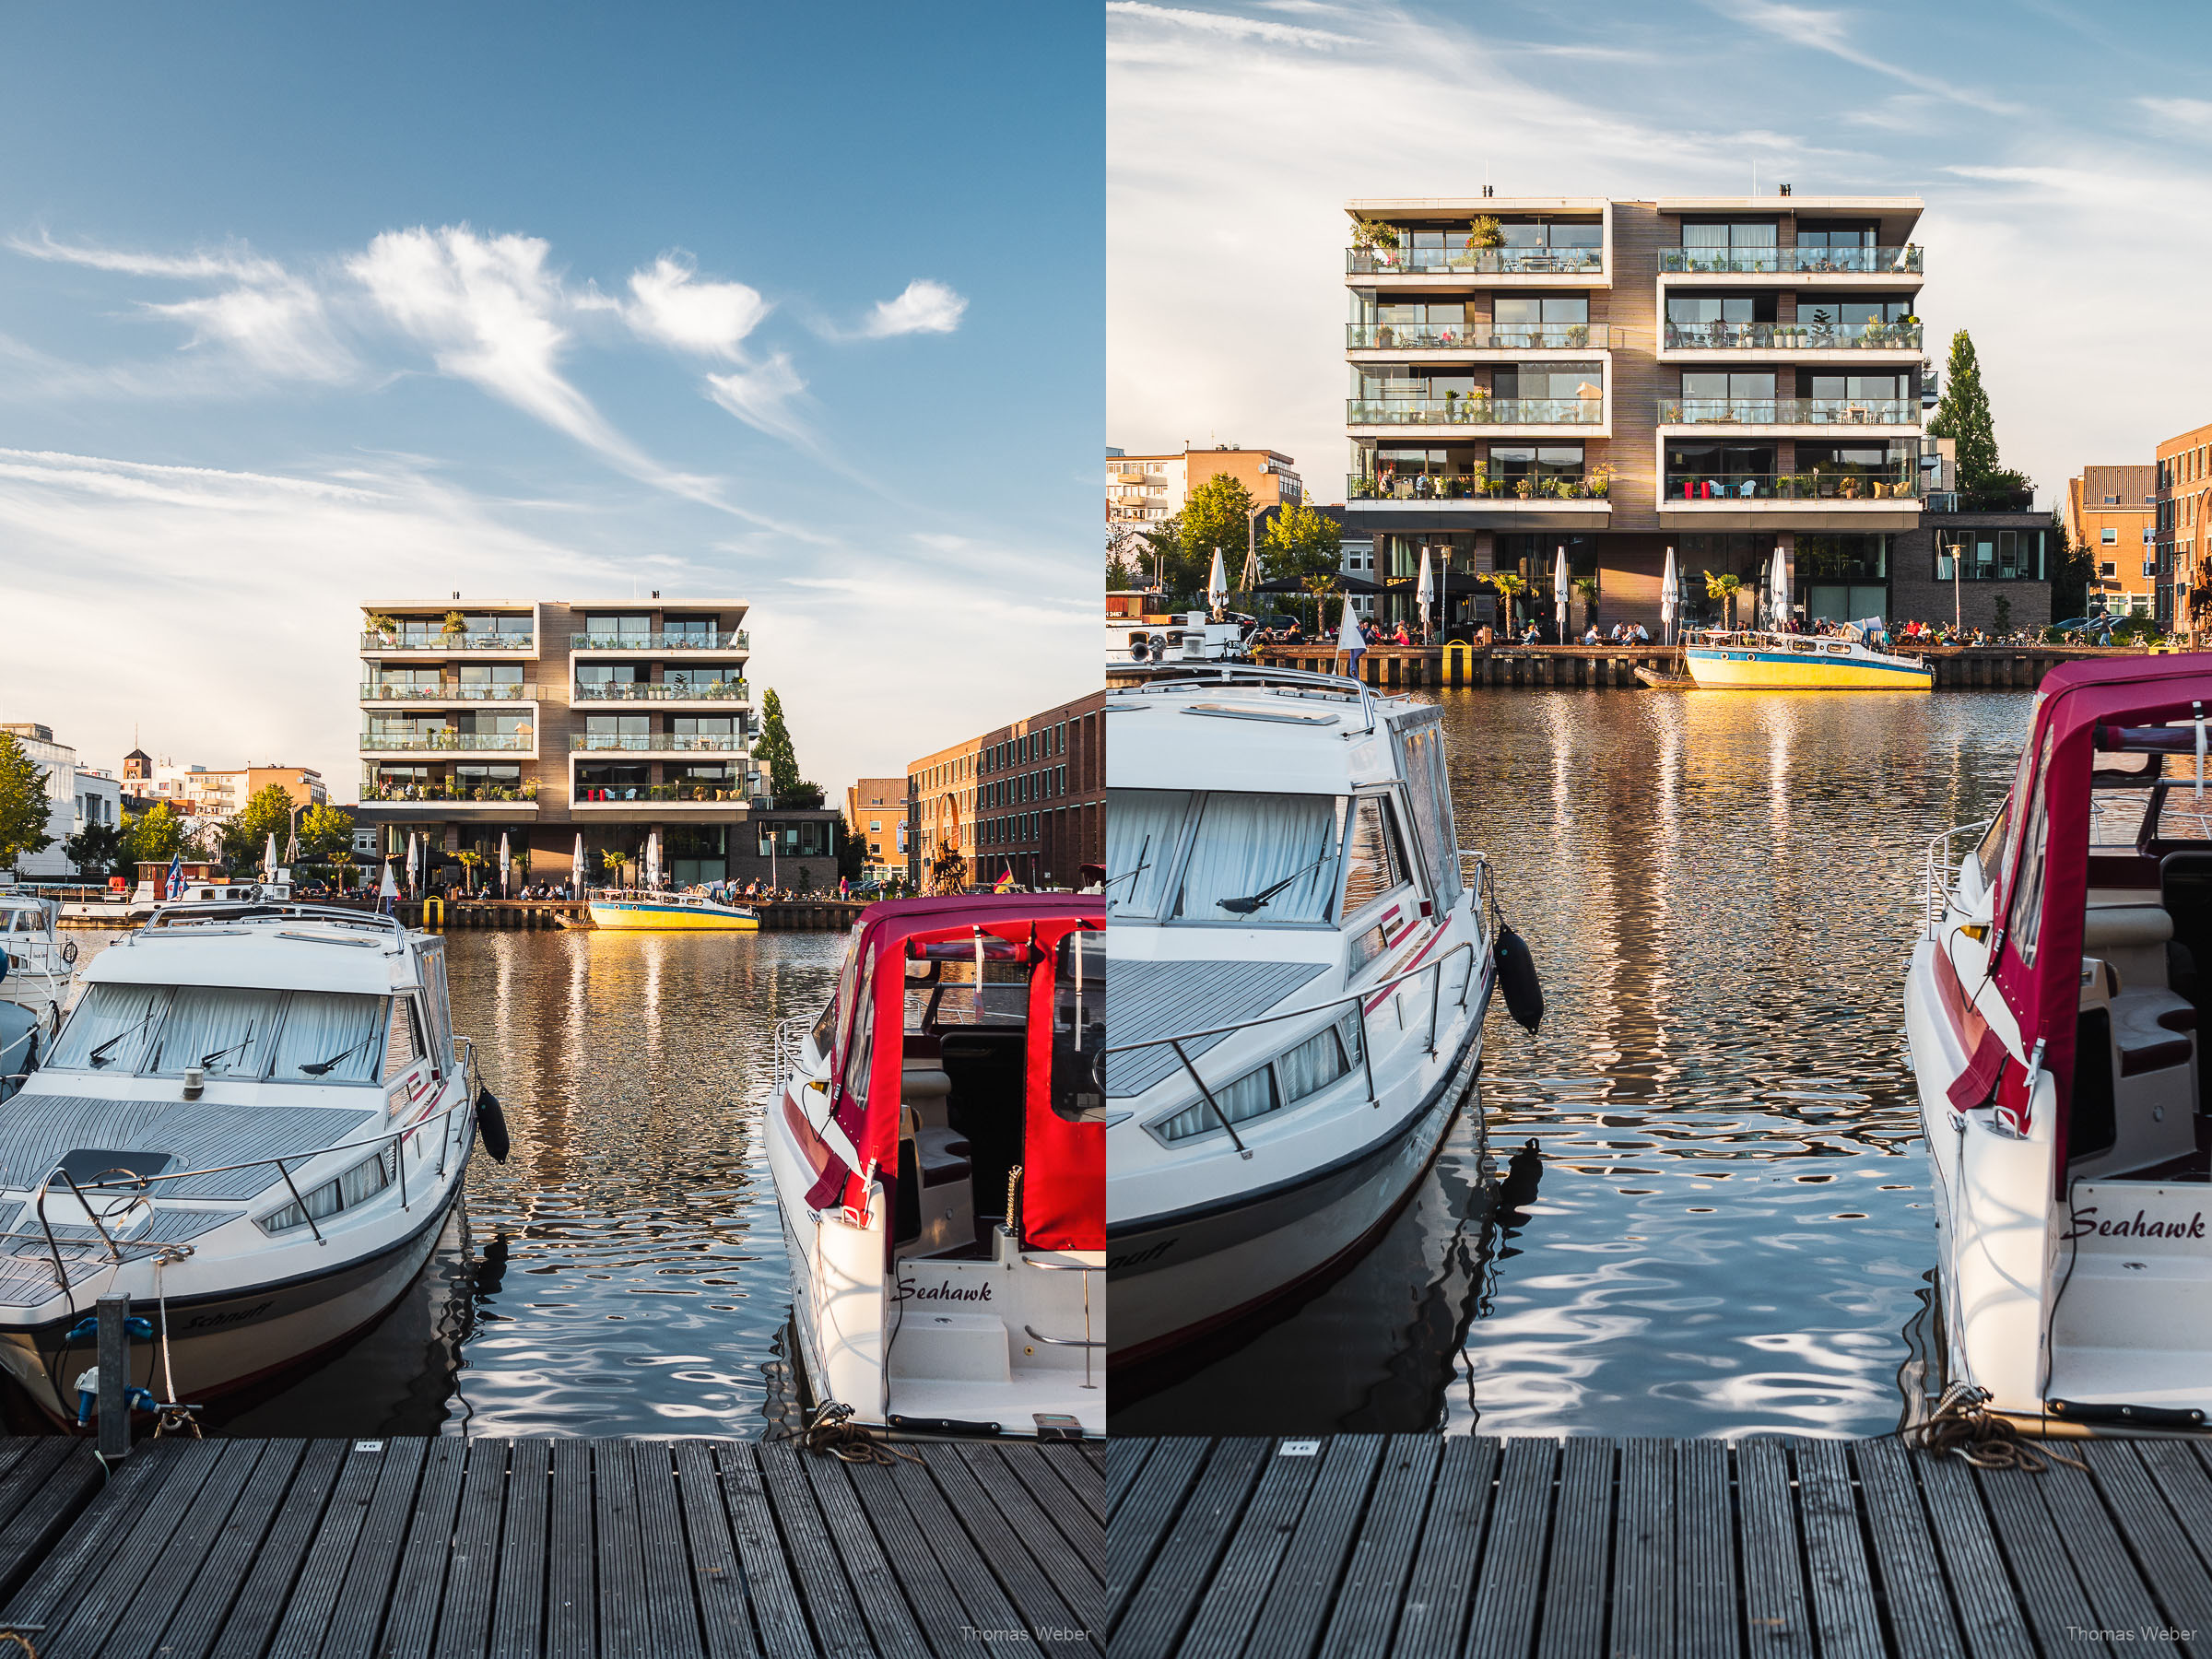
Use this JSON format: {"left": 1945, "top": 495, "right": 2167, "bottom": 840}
{"left": 764, "top": 894, "right": 1104, "bottom": 1438}
{"left": 1909, "top": 655, "right": 2212, "bottom": 1434}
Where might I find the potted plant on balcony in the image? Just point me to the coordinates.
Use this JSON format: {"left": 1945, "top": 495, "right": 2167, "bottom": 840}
{"left": 1566, "top": 322, "right": 1590, "bottom": 348}
{"left": 1463, "top": 215, "right": 1503, "bottom": 267}
{"left": 441, "top": 610, "right": 467, "bottom": 641}
{"left": 1514, "top": 477, "right": 1535, "bottom": 500}
{"left": 1587, "top": 464, "right": 1615, "bottom": 500}
{"left": 366, "top": 612, "right": 400, "bottom": 645}
{"left": 1351, "top": 218, "right": 1400, "bottom": 267}
{"left": 523, "top": 780, "right": 539, "bottom": 801}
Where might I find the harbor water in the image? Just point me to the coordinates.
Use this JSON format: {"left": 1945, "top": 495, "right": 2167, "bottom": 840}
{"left": 1110, "top": 688, "right": 2031, "bottom": 1440}
{"left": 8, "top": 929, "right": 844, "bottom": 1439}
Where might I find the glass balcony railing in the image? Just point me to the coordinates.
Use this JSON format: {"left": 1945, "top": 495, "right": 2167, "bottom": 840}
{"left": 1349, "top": 473, "right": 1612, "bottom": 502}
{"left": 1665, "top": 470, "right": 1922, "bottom": 502}
{"left": 569, "top": 630, "right": 748, "bottom": 651}
{"left": 572, "top": 732, "right": 749, "bottom": 752}
{"left": 359, "top": 682, "right": 538, "bottom": 701}
{"left": 571, "top": 680, "right": 749, "bottom": 701}
{"left": 1656, "top": 397, "right": 1918, "bottom": 425}
{"left": 1660, "top": 245, "right": 1921, "bottom": 276}
{"left": 1347, "top": 397, "right": 1604, "bottom": 427}
{"left": 1347, "top": 323, "right": 1617, "bottom": 350}
{"left": 360, "top": 630, "right": 535, "bottom": 651}
{"left": 1661, "top": 320, "right": 1922, "bottom": 350}
{"left": 360, "top": 782, "right": 540, "bottom": 804}
{"left": 1347, "top": 245, "right": 1604, "bottom": 276}
{"left": 359, "top": 730, "right": 535, "bottom": 752}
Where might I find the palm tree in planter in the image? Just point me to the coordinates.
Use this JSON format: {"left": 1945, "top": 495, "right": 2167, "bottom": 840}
{"left": 1491, "top": 571, "right": 1532, "bottom": 635}
{"left": 441, "top": 610, "right": 467, "bottom": 641}
{"left": 1703, "top": 571, "right": 1745, "bottom": 631}
{"left": 1571, "top": 576, "right": 1599, "bottom": 632}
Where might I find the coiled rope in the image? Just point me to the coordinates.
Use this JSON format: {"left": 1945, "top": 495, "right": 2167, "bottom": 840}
{"left": 0, "top": 1630, "right": 35, "bottom": 1656}
{"left": 1902, "top": 1382, "right": 2086, "bottom": 1474}
{"left": 781, "top": 1401, "right": 919, "bottom": 1466}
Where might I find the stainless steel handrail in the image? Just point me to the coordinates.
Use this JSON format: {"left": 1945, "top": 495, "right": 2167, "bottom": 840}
{"left": 1924, "top": 818, "right": 1994, "bottom": 940}
{"left": 1104, "top": 935, "right": 1485, "bottom": 1154}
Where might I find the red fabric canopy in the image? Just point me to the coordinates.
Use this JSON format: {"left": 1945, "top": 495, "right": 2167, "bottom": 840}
{"left": 1985, "top": 654, "right": 2212, "bottom": 1175}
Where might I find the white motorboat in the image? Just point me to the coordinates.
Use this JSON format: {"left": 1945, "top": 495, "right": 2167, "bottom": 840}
{"left": 1110, "top": 610, "right": 1251, "bottom": 672}
{"left": 1103, "top": 664, "right": 1537, "bottom": 1374}
{"left": 0, "top": 892, "right": 76, "bottom": 1098}
{"left": 59, "top": 866, "right": 293, "bottom": 927}
{"left": 763, "top": 893, "right": 1105, "bottom": 1439}
{"left": 0, "top": 900, "right": 505, "bottom": 1424}
{"left": 1907, "top": 653, "right": 2212, "bottom": 1434}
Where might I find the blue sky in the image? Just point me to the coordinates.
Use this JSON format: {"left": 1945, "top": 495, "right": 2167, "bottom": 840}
{"left": 0, "top": 4, "right": 1101, "bottom": 797}
{"left": 1111, "top": 0, "right": 2212, "bottom": 517}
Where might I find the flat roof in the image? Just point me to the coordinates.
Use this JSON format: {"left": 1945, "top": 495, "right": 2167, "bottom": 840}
{"left": 361, "top": 599, "right": 750, "bottom": 609}
{"left": 1346, "top": 197, "right": 1606, "bottom": 216}
{"left": 1654, "top": 195, "right": 1924, "bottom": 211}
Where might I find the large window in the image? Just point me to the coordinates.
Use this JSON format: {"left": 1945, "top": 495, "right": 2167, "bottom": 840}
{"left": 1936, "top": 527, "right": 2050, "bottom": 582}
{"left": 1681, "top": 220, "right": 1778, "bottom": 250}
{"left": 49, "top": 984, "right": 387, "bottom": 1084}
{"left": 1172, "top": 794, "right": 1343, "bottom": 924}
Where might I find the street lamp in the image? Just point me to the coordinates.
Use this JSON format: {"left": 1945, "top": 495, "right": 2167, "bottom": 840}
{"left": 1950, "top": 535, "right": 1964, "bottom": 636}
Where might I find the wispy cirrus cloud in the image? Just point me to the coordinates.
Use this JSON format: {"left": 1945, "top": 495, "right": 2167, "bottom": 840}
{"left": 621, "top": 255, "right": 771, "bottom": 359}
{"left": 2139, "top": 95, "right": 2212, "bottom": 133}
{"left": 1104, "top": 2, "right": 1361, "bottom": 48}
{"left": 1700, "top": 0, "right": 2020, "bottom": 115}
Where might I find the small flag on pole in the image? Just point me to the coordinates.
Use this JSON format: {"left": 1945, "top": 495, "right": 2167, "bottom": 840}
{"left": 164, "top": 855, "right": 184, "bottom": 900}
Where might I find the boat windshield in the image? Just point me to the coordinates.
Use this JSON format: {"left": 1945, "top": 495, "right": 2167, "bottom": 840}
{"left": 48, "top": 983, "right": 389, "bottom": 1084}
{"left": 1171, "top": 793, "right": 1344, "bottom": 925}
{"left": 1105, "top": 789, "right": 1187, "bottom": 918}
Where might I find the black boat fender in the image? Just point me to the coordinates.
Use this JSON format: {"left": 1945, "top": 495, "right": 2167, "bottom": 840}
{"left": 1496, "top": 924, "right": 1543, "bottom": 1033}
{"left": 475, "top": 1088, "right": 511, "bottom": 1162}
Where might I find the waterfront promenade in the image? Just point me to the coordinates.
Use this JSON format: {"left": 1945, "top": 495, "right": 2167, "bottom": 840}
{"left": 1111, "top": 1432, "right": 2212, "bottom": 1659}
{"left": 0, "top": 1433, "right": 1102, "bottom": 1658}
{"left": 1249, "top": 642, "right": 2154, "bottom": 690}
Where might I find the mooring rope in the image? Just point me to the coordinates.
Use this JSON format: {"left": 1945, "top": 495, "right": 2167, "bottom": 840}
{"left": 1901, "top": 1382, "right": 2086, "bottom": 1474}
{"left": 780, "top": 1401, "right": 920, "bottom": 1466}
{"left": 150, "top": 1253, "right": 200, "bottom": 1441}
{"left": 0, "top": 1628, "right": 36, "bottom": 1656}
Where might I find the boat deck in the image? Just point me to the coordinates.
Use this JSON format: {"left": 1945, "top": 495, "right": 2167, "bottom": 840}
{"left": 0, "top": 1433, "right": 1104, "bottom": 1657}
{"left": 1110, "top": 1432, "right": 2212, "bottom": 1658}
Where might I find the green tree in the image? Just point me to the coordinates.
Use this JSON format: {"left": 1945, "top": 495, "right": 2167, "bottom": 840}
{"left": 1259, "top": 500, "right": 1342, "bottom": 587}
{"left": 2048, "top": 516, "right": 2090, "bottom": 621}
{"left": 63, "top": 820, "right": 126, "bottom": 880}
{"left": 1571, "top": 575, "right": 1599, "bottom": 629}
{"left": 120, "top": 802, "right": 183, "bottom": 868}
{"left": 297, "top": 803, "right": 356, "bottom": 864}
{"left": 757, "top": 689, "right": 802, "bottom": 799}
{"left": 0, "top": 732, "right": 54, "bottom": 875}
{"left": 1927, "top": 329, "right": 2031, "bottom": 508}
{"left": 1703, "top": 571, "right": 1745, "bottom": 630}
{"left": 221, "top": 783, "right": 301, "bottom": 872}
{"left": 1491, "top": 571, "right": 1531, "bottom": 635}
{"left": 1106, "top": 550, "right": 1138, "bottom": 590}
{"left": 1169, "top": 472, "right": 1257, "bottom": 605}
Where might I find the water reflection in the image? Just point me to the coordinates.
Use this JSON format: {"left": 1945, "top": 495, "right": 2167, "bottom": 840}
{"left": 1113, "top": 688, "right": 2027, "bottom": 1438}
{"left": 12, "top": 927, "right": 843, "bottom": 1439}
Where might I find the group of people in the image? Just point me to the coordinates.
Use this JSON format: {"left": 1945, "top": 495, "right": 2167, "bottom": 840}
{"left": 1578, "top": 620, "right": 1654, "bottom": 646}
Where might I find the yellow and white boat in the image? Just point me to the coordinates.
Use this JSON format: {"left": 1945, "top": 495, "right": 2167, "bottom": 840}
{"left": 586, "top": 889, "right": 760, "bottom": 931}
{"left": 1683, "top": 628, "right": 1932, "bottom": 690}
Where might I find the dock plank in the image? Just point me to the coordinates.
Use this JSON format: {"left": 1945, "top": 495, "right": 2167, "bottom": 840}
{"left": 41, "top": 1438, "right": 228, "bottom": 1659}
{"left": 2081, "top": 1441, "right": 2212, "bottom": 1646}
{"left": 1910, "top": 1453, "right": 2032, "bottom": 1659}
{"left": 92, "top": 1441, "right": 272, "bottom": 1659}
{"left": 1675, "top": 1438, "right": 1738, "bottom": 1659}
{"left": 956, "top": 1441, "right": 1104, "bottom": 1620}
{"left": 800, "top": 1451, "right": 935, "bottom": 1659}
{"left": 670, "top": 1440, "right": 761, "bottom": 1659}
{"left": 1379, "top": 1435, "right": 1494, "bottom": 1659}
{"left": 1535, "top": 1437, "right": 1613, "bottom": 1659}
{"left": 1794, "top": 1439, "right": 1884, "bottom": 1659}
{"left": 1240, "top": 1434, "right": 1384, "bottom": 1659}
{"left": 1171, "top": 1439, "right": 1322, "bottom": 1659}
{"left": 1108, "top": 1437, "right": 1267, "bottom": 1659}
{"left": 2, "top": 1436, "right": 183, "bottom": 1635}
{"left": 1104, "top": 1433, "right": 1204, "bottom": 1630}
{"left": 717, "top": 1443, "right": 829, "bottom": 1659}
{"left": 875, "top": 1454, "right": 1052, "bottom": 1658}
{"left": 1106, "top": 1438, "right": 1154, "bottom": 1516}
{"left": 1735, "top": 1438, "right": 1814, "bottom": 1659}
{"left": 912, "top": 1444, "right": 1099, "bottom": 1656}
{"left": 999, "top": 1442, "right": 1104, "bottom": 1581}
{"left": 1849, "top": 1439, "right": 1961, "bottom": 1659}
{"left": 1462, "top": 1436, "right": 1559, "bottom": 1659}
{"left": 262, "top": 1436, "right": 418, "bottom": 1659}
{"left": 545, "top": 1436, "right": 595, "bottom": 1659}
{"left": 314, "top": 1435, "right": 430, "bottom": 1659}
{"left": 756, "top": 1441, "right": 876, "bottom": 1659}
{"left": 630, "top": 1441, "right": 709, "bottom": 1659}
{"left": 1610, "top": 1439, "right": 1672, "bottom": 1659}
{"left": 1974, "top": 1460, "right": 2097, "bottom": 1656}
{"left": 1313, "top": 1434, "right": 1440, "bottom": 1659}
{"left": 485, "top": 1439, "right": 548, "bottom": 1659}
{"left": 206, "top": 1438, "right": 356, "bottom": 1659}
{"left": 375, "top": 1436, "right": 469, "bottom": 1659}
{"left": 592, "top": 1436, "right": 649, "bottom": 1659}
{"left": 0, "top": 1440, "right": 100, "bottom": 1612}
{"left": 148, "top": 1438, "right": 321, "bottom": 1659}
{"left": 2038, "top": 1455, "right": 2165, "bottom": 1641}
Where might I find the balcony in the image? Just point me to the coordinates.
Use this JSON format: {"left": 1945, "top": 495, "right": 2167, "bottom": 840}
{"left": 1347, "top": 397, "right": 1604, "bottom": 429}
{"left": 360, "top": 729, "right": 535, "bottom": 753}
{"left": 1659, "top": 246, "right": 1921, "bottom": 276}
{"left": 1656, "top": 397, "right": 1918, "bottom": 427}
{"left": 573, "top": 732, "right": 749, "bottom": 753}
{"left": 360, "top": 630, "right": 535, "bottom": 653}
{"left": 359, "top": 682, "right": 538, "bottom": 702}
{"left": 570, "top": 782, "right": 751, "bottom": 808}
{"left": 571, "top": 680, "right": 749, "bottom": 702}
{"left": 1347, "top": 323, "right": 1618, "bottom": 352}
{"left": 1349, "top": 473, "right": 1612, "bottom": 503}
{"left": 569, "top": 630, "right": 748, "bottom": 651}
{"left": 1660, "top": 321, "right": 1922, "bottom": 353}
{"left": 359, "top": 782, "right": 539, "bottom": 806}
{"left": 1347, "top": 246, "right": 1603, "bottom": 276}
{"left": 1664, "top": 471, "right": 1921, "bottom": 503}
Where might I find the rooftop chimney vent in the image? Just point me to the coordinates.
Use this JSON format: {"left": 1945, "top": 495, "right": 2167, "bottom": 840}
{"left": 1779, "top": 183, "right": 1792, "bottom": 196}
{"left": 1482, "top": 184, "right": 1493, "bottom": 197}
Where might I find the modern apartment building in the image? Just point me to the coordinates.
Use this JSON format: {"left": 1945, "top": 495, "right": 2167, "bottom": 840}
{"left": 0, "top": 723, "right": 118, "bottom": 880}
{"left": 1107, "top": 445, "right": 1303, "bottom": 532}
{"left": 355, "top": 599, "right": 826, "bottom": 888}
{"left": 2157, "top": 429, "right": 2212, "bottom": 640}
{"left": 905, "top": 690, "right": 1105, "bottom": 892}
{"left": 2065, "top": 466, "right": 2158, "bottom": 621}
{"left": 1341, "top": 192, "right": 1967, "bottom": 631}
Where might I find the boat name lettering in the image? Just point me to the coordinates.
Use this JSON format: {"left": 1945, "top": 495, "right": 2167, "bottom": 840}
{"left": 184, "top": 1300, "right": 273, "bottom": 1331}
{"left": 903, "top": 1280, "right": 992, "bottom": 1302}
{"left": 2065, "top": 1206, "right": 2207, "bottom": 1241}
{"left": 1106, "top": 1238, "right": 1176, "bottom": 1271}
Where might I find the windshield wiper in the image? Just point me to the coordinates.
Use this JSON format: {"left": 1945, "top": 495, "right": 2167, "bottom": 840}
{"left": 88, "top": 1008, "right": 161, "bottom": 1069}
{"left": 200, "top": 1028, "right": 255, "bottom": 1071}
{"left": 1218, "top": 853, "right": 1333, "bottom": 915}
{"left": 300, "top": 1031, "right": 376, "bottom": 1077}
{"left": 1101, "top": 836, "right": 1153, "bottom": 897}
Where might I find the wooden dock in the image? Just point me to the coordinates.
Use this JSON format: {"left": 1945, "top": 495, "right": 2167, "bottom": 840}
{"left": 1253, "top": 642, "right": 2154, "bottom": 691}
{"left": 1110, "top": 1433, "right": 2212, "bottom": 1658}
{"left": 0, "top": 1434, "right": 1102, "bottom": 1658}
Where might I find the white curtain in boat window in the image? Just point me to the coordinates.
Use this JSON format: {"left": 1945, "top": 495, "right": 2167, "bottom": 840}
{"left": 1106, "top": 789, "right": 1189, "bottom": 918}
{"left": 1172, "top": 794, "right": 1343, "bottom": 924}
{"left": 1340, "top": 796, "right": 1410, "bottom": 915}
{"left": 1154, "top": 1064, "right": 1279, "bottom": 1142}
{"left": 150, "top": 987, "right": 284, "bottom": 1077}
{"left": 1277, "top": 1015, "right": 1361, "bottom": 1103}
{"left": 267, "top": 993, "right": 387, "bottom": 1084}
{"left": 47, "top": 983, "right": 170, "bottom": 1073}
{"left": 1397, "top": 722, "right": 1462, "bottom": 911}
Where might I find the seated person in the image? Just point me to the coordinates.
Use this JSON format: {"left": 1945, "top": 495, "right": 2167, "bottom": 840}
{"left": 1582, "top": 625, "right": 1601, "bottom": 644}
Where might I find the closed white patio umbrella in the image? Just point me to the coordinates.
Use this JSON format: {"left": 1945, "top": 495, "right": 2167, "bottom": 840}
{"left": 406, "top": 831, "right": 419, "bottom": 899}
{"left": 646, "top": 829, "right": 662, "bottom": 890}
{"left": 1660, "top": 546, "right": 1679, "bottom": 645}
{"left": 1771, "top": 545, "right": 1792, "bottom": 629}
{"left": 1206, "top": 547, "right": 1229, "bottom": 615}
{"left": 1416, "top": 547, "right": 1434, "bottom": 641}
{"left": 1553, "top": 546, "right": 1570, "bottom": 642}
{"left": 499, "top": 830, "right": 511, "bottom": 899}
{"left": 571, "top": 832, "right": 585, "bottom": 900}
{"left": 264, "top": 832, "right": 279, "bottom": 879}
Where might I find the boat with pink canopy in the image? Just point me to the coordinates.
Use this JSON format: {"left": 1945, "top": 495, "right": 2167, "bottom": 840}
{"left": 1908, "top": 654, "right": 2212, "bottom": 1434}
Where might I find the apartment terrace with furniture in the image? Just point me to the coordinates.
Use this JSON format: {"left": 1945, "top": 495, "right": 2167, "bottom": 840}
{"left": 1340, "top": 192, "right": 1929, "bottom": 634}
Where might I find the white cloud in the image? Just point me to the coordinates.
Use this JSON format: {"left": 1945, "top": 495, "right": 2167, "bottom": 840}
{"left": 2139, "top": 96, "right": 2212, "bottom": 133}
{"left": 146, "top": 279, "right": 352, "bottom": 382}
{"left": 623, "top": 255, "right": 770, "bottom": 359}
{"left": 705, "top": 354, "right": 811, "bottom": 442}
{"left": 7, "top": 230, "right": 287, "bottom": 285}
{"left": 1700, "top": 0, "right": 2020, "bottom": 116}
{"left": 1105, "top": 2, "right": 1361, "bottom": 48}
{"left": 860, "top": 278, "right": 969, "bottom": 338}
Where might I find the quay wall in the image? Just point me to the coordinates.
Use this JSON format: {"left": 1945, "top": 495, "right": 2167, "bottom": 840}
{"left": 1240, "top": 643, "right": 2156, "bottom": 690}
